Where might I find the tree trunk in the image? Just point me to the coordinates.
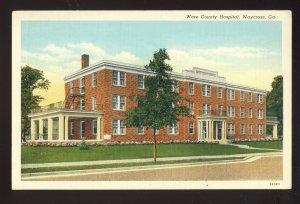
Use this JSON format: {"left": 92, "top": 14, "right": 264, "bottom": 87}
{"left": 153, "top": 129, "right": 157, "bottom": 163}
{"left": 21, "top": 115, "right": 27, "bottom": 143}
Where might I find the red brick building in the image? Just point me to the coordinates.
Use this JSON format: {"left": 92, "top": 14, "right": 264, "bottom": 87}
{"left": 29, "top": 54, "right": 279, "bottom": 144}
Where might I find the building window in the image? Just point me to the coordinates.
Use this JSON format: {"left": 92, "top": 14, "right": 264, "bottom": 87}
{"left": 92, "top": 96, "right": 96, "bottom": 111}
{"left": 202, "top": 103, "right": 211, "bottom": 115}
{"left": 202, "top": 121, "right": 207, "bottom": 138}
{"left": 189, "top": 82, "right": 194, "bottom": 95}
{"left": 227, "top": 106, "right": 235, "bottom": 117}
{"left": 70, "top": 81, "right": 74, "bottom": 94}
{"left": 189, "top": 122, "right": 194, "bottom": 134}
{"left": 257, "top": 94, "right": 263, "bottom": 104}
{"left": 168, "top": 121, "right": 178, "bottom": 134}
{"left": 258, "top": 124, "right": 263, "bottom": 135}
{"left": 248, "top": 108, "right": 252, "bottom": 118}
{"left": 172, "top": 80, "right": 179, "bottom": 92}
{"left": 80, "top": 77, "right": 85, "bottom": 94}
{"left": 80, "top": 98, "right": 85, "bottom": 110}
{"left": 92, "top": 119, "right": 97, "bottom": 135}
{"left": 112, "top": 119, "right": 126, "bottom": 135}
{"left": 80, "top": 121, "right": 85, "bottom": 137}
{"left": 70, "top": 122, "right": 74, "bottom": 135}
{"left": 217, "top": 105, "right": 223, "bottom": 116}
{"left": 112, "top": 70, "right": 125, "bottom": 86}
{"left": 228, "top": 124, "right": 235, "bottom": 135}
{"left": 137, "top": 74, "right": 144, "bottom": 89}
{"left": 240, "top": 107, "right": 245, "bottom": 118}
{"left": 227, "top": 89, "right": 235, "bottom": 100}
{"left": 202, "top": 84, "right": 211, "bottom": 97}
{"left": 92, "top": 72, "right": 97, "bottom": 87}
{"left": 189, "top": 102, "right": 194, "bottom": 115}
{"left": 240, "top": 124, "right": 245, "bottom": 134}
{"left": 137, "top": 126, "right": 144, "bottom": 134}
{"left": 218, "top": 87, "right": 222, "bottom": 98}
{"left": 248, "top": 124, "right": 252, "bottom": 135}
{"left": 240, "top": 91, "right": 244, "bottom": 101}
{"left": 248, "top": 92, "right": 252, "bottom": 102}
{"left": 112, "top": 95, "right": 125, "bottom": 111}
{"left": 257, "top": 109, "right": 263, "bottom": 119}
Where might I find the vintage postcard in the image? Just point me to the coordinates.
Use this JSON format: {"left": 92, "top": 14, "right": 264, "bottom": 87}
{"left": 12, "top": 10, "right": 291, "bottom": 189}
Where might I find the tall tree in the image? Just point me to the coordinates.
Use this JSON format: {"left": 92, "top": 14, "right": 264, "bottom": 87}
{"left": 267, "top": 75, "right": 283, "bottom": 136}
{"left": 21, "top": 66, "right": 50, "bottom": 142}
{"left": 125, "top": 49, "right": 190, "bottom": 162}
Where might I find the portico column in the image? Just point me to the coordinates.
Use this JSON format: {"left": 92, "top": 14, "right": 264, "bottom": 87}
{"left": 58, "top": 115, "right": 64, "bottom": 141}
{"left": 97, "top": 116, "right": 101, "bottom": 141}
{"left": 39, "top": 119, "right": 43, "bottom": 140}
{"left": 48, "top": 118, "right": 53, "bottom": 140}
{"left": 211, "top": 121, "right": 214, "bottom": 141}
{"left": 30, "top": 119, "right": 35, "bottom": 140}
{"left": 273, "top": 124, "right": 278, "bottom": 139}
{"left": 199, "top": 121, "right": 202, "bottom": 141}
{"left": 206, "top": 120, "right": 209, "bottom": 140}
{"left": 64, "top": 116, "right": 69, "bottom": 141}
{"left": 215, "top": 122, "right": 218, "bottom": 140}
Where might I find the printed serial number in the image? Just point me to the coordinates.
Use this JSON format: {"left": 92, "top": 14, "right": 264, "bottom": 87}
{"left": 270, "top": 182, "right": 281, "bottom": 186}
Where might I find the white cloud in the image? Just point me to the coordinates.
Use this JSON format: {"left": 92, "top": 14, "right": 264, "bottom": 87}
{"left": 110, "top": 51, "right": 144, "bottom": 64}
{"left": 42, "top": 44, "right": 72, "bottom": 57}
{"left": 21, "top": 50, "right": 58, "bottom": 63}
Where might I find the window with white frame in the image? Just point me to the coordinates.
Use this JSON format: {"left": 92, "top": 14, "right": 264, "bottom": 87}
{"left": 217, "top": 105, "right": 223, "bottom": 116}
{"left": 248, "top": 108, "right": 252, "bottom": 118}
{"left": 202, "top": 84, "right": 211, "bottom": 97}
{"left": 172, "top": 80, "right": 179, "bottom": 92}
{"left": 70, "top": 81, "right": 74, "bottom": 94}
{"left": 240, "top": 124, "right": 245, "bottom": 134}
{"left": 137, "top": 74, "right": 144, "bottom": 89}
{"left": 80, "top": 77, "right": 85, "bottom": 94}
{"left": 258, "top": 124, "right": 263, "bottom": 135}
{"left": 80, "top": 121, "right": 85, "bottom": 137}
{"left": 112, "top": 95, "right": 125, "bottom": 111}
{"left": 137, "top": 126, "right": 144, "bottom": 134}
{"left": 227, "top": 106, "right": 235, "bottom": 117}
{"left": 189, "top": 122, "right": 194, "bottom": 134}
{"left": 112, "top": 70, "right": 125, "bottom": 86}
{"left": 257, "top": 94, "right": 263, "bottom": 104}
{"left": 228, "top": 123, "right": 235, "bottom": 135}
{"left": 227, "top": 89, "right": 235, "bottom": 100}
{"left": 202, "top": 103, "right": 211, "bottom": 115}
{"left": 189, "top": 82, "right": 194, "bottom": 95}
{"left": 92, "top": 72, "right": 97, "bottom": 87}
{"left": 92, "top": 96, "right": 96, "bottom": 111}
{"left": 189, "top": 102, "right": 194, "bottom": 115}
{"left": 168, "top": 121, "right": 178, "bottom": 134}
{"left": 248, "top": 92, "right": 252, "bottom": 102}
{"left": 80, "top": 98, "right": 85, "bottom": 110}
{"left": 70, "top": 122, "right": 74, "bottom": 135}
{"left": 240, "top": 107, "right": 245, "bottom": 118}
{"left": 257, "top": 109, "right": 263, "bottom": 119}
{"left": 92, "top": 119, "right": 97, "bottom": 135}
{"left": 248, "top": 124, "right": 252, "bottom": 135}
{"left": 218, "top": 87, "right": 222, "bottom": 98}
{"left": 240, "top": 91, "right": 244, "bottom": 101}
{"left": 112, "top": 119, "right": 126, "bottom": 135}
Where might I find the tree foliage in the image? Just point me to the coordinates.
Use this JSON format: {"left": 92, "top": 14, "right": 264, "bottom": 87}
{"left": 266, "top": 75, "right": 283, "bottom": 136}
{"left": 125, "top": 49, "right": 190, "bottom": 162}
{"left": 21, "top": 66, "right": 50, "bottom": 142}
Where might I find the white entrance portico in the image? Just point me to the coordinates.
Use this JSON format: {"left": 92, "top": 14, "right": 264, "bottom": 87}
{"left": 197, "top": 111, "right": 227, "bottom": 143}
{"left": 29, "top": 109, "right": 103, "bottom": 142}
{"left": 266, "top": 116, "right": 280, "bottom": 139}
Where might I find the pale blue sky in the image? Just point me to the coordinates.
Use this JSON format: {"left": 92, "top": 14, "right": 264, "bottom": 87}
{"left": 21, "top": 21, "right": 282, "bottom": 105}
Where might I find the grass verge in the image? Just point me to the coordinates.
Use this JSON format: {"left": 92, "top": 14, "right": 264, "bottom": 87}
{"left": 233, "top": 140, "right": 282, "bottom": 150}
{"left": 22, "top": 156, "right": 245, "bottom": 174}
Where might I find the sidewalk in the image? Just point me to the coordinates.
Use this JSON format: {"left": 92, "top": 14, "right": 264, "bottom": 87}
{"left": 21, "top": 151, "right": 282, "bottom": 169}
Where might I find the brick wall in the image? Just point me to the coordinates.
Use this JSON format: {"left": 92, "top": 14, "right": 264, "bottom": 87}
{"left": 64, "top": 68, "right": 266, "bottom": 141}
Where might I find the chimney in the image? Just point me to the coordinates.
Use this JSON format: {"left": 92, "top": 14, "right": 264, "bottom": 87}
{"left": 81, "top": 54, "right": 89, "bottom": 69}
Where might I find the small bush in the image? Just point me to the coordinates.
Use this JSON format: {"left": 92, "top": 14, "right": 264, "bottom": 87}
{"left": 78, "top": 138, "right": 90, "bottom": 150}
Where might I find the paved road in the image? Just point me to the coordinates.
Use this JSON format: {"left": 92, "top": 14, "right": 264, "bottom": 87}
{"left": 24, "top": 155, "right": 282, "bottom": 181}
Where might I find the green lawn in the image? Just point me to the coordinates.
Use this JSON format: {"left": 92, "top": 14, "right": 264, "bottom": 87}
{"left": 22, "top": 143, "right": 276, "bottom": 164}
{"left": 22, "top": 156, "right": 244, "bottom": 174}
{"left": 233, "top": 140, "right": 283, "bottom": 150}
